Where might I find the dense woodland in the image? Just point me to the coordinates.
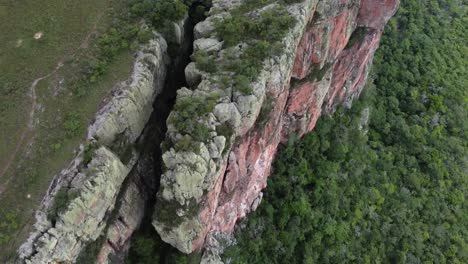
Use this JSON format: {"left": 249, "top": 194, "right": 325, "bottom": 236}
{"left": 221, "top": 0, "right": 467, "bottom": 263}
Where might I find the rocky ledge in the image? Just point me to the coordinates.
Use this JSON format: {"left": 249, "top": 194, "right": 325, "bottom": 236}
{"left": 17, "top": 33, "right": 169, "bottom": 263}
{"left": 153, "top": 0, "right": 399, "bottom": 257}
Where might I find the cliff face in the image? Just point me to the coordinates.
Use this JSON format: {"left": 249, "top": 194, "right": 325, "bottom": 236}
{"left": 16, "top": 0, "right": 398, "bottom": 262}
{"left": 154, "top": 0, "right": 399, "bottom": 255}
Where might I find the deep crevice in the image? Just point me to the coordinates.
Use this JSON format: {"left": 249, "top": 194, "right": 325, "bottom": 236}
{"left": 124, "top": 1, "right": 211, "bottom": 263}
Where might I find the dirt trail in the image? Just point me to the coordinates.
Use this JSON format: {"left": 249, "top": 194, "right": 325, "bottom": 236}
{"left": 0, "top": 14, "right": 103, "bottom": 193}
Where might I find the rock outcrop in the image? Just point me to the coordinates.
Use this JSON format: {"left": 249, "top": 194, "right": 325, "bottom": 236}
{"left": 154, "top": 0, "right": 399, "bottom": 256}
{"left": 93, "top": 19, "right": 192, "bottom": 264}
{"left": 18, "top": 33, "right": 170, "bottom": 263}
{"left": 20, "top": 147, "right": 129, "bottom": 263}
{"left": 16, "top": 0, "right": 398, "bottom": 262}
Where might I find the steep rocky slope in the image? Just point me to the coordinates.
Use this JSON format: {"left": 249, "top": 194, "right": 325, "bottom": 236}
{"left": 16, "top": 28, "right": 175, "bottom": 263}
{"left": 16, "top": 15, "right": 193, "bottom": 263}
{"left": 154, "top": 0, "right": 399, "bottom": 255}
{"left": 14, "top": 0, "right": 398, "bottom": 262}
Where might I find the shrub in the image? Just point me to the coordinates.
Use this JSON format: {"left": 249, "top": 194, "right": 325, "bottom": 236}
{"left": 130, "top": 236, "right": 158, "bottom": 264}
{"left": 0, "top": 210, "right": 18, "bottom": 245}
{"left": 83, "top": 142, "right": 98, "bottom": 165}
{"left": 215, "top": 5, "right": 295, "bottom": 47}
{"left": 234, "top": 75, "right": 253, "bottom": 95}
{"left": 216, "top": 122, "right": 234, "bottom": 155}
{"left": 283, "top": 0, "right": 304, "bottom": 3}
{"left": 48, "top": 188, "right": 78, "bottom": 224}
{"left": 0, "top": 77, "right": 13, "bottom": 97}
{"left": 213, "top": 3, "right": 296, "bottom": 90}
{"left": 215, "top": 15, "right": 254, "bottom": 47}
{"left": 193, "top": 51, "right": 218, "bottom": 73}
{"left": 129, "top": 1, "right": 154, "bottom": 19}
{"left": 50, "top": 142, "right": 63, "bottom": 152}
{"left": 153, "top": 0, "right": 188, "bottom": 26}
{"left": 256, "top": 95, "right": 274, "bottom": 129}
{"left": 192, "top": 123, "right": 211, "bottom": 142}
{"left": 175, "top": 135, "right": 196, "bottom": 152}
{"left": 170, "top": 93, "right": 220, "bottom": 143}
{"left": 63, "top": 112, "right": 83, "bottom": 138}
{"left": 137, "top": 29, "right": 154, "bottom": 43}
{"left": 256, "top": 7, "right": 295, "bottom": 42}
{"left": 345, "top": 27, "right": 368, "bottom": 49}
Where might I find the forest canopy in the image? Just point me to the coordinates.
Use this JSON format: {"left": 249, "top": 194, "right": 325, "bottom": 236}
{"left": 222, "top": 0, "right": 468, "bottom": 263}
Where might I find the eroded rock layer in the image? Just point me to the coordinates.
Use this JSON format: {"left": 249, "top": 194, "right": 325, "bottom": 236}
{"left": 154, "top": 0, "right": 399, "bottom": 255}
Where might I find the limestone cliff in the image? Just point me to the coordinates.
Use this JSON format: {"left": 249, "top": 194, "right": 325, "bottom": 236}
{"left": 154, "top": 0, "right": 399, "bottom": 255}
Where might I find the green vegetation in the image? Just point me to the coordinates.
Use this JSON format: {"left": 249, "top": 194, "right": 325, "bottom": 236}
{"left": 83, "top": 142, "right": 99, "bottom": 165}
{"left": 222, "top": 0, "right": 468, "bottom": 263}
{"left": 256, "top": 95, "right": 275, "bottom": 129}
{"left": 153, "top": 0, "right": 188, "bottom": 25}
{"left": 169, "top": 92, "right": 220, "bottom": 144}
{"left": 47, "top": 188, "right": 78, "bottom": 224}
{"left": 155, "top": 197, "right": 201, "bottom": 231}
{"left": 220, "top": 4, "right": 294, "bottom": 82}
{"left": 63, "top": 112, "right": 84, "bottom": 138}
{"left": 168, "top": 0, "right": 299, "bottom": 153}
{"left": 127, "top": 228, "right": 202, "bottom": 264}
{"left": 215, "top": 3, "right": 295, "bottom": 47}
{"left": 345, "top": 27, "right": 368, "bottom": 49}
{"left": 216, "top": 122, "right": 234, "bottom": 154}
{"left": 192, "top": 0, "right": 296, "bottom": 94}
{"left": 0, "top": 210, "right": 18, "bottom": 245}
{"left": 129, "top": 0, "right": 188, "bottom": 27}
{"left": 74, "top": 0, "right": 195, "bottom": 96}
{"left": 192, "top": 50, "right": 218, "bottom": 73}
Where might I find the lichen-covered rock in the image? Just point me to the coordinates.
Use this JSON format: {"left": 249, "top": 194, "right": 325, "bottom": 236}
{"left": 18, "top": 34, "right": 172, "bottom": 263}
{"left": 194, "top": 19, "right": 215, "bottom": 40}
{"left": 185, "top": 62, "right": 202, "bottom": 88}
{"left": 154, "top": 0, "right": 399, "bottom": 255}
{"left": 160, "top": 147, "right": 215, "bottom": 205}
{"left": 21, "top": 147, "right": 129, "bottom": 263}
{"left": 154, "top": 213, "right": 206, "bottom": 254}
{"left": 200, "top": 232, "right": 236, "bottom": 264}
{"left": 88, "top": 34, "right": 168, "bottom": 148}
{"left": 96, "top": 181, "right": 145, "bottom": 264}
{"left": 194, "top": 38, "right": 223, "bottom": 53}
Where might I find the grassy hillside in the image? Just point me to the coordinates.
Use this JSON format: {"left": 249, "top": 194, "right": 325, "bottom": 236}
{"left": 222, "top": 0, "right": 467, "bottom": 263}
{"left": 0, "top": 0, "right": 135, "bottom": 258}
{"left": 0, "top": 0, "right": 108, "bottom": 171}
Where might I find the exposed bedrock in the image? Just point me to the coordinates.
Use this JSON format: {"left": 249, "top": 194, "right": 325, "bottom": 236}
{"left": 154, "top": 0, "right": 399, "bottom": 256}
{"left": 15, "top": 0, "right": 399, "bottom": 262}
{"left": 95, "top": 17, "right": 195, "bottom": 264}
{"left": 16, "top": 19, "right": 190, "bottom": 262}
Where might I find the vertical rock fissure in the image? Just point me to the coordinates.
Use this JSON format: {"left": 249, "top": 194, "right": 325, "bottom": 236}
{"left": 114, "top": 2, "right": 213, "bottom": 262}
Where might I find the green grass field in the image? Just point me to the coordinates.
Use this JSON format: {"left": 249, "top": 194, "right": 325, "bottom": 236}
{"left": 0, "top": 0, "right": 135, "bottom": 259}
